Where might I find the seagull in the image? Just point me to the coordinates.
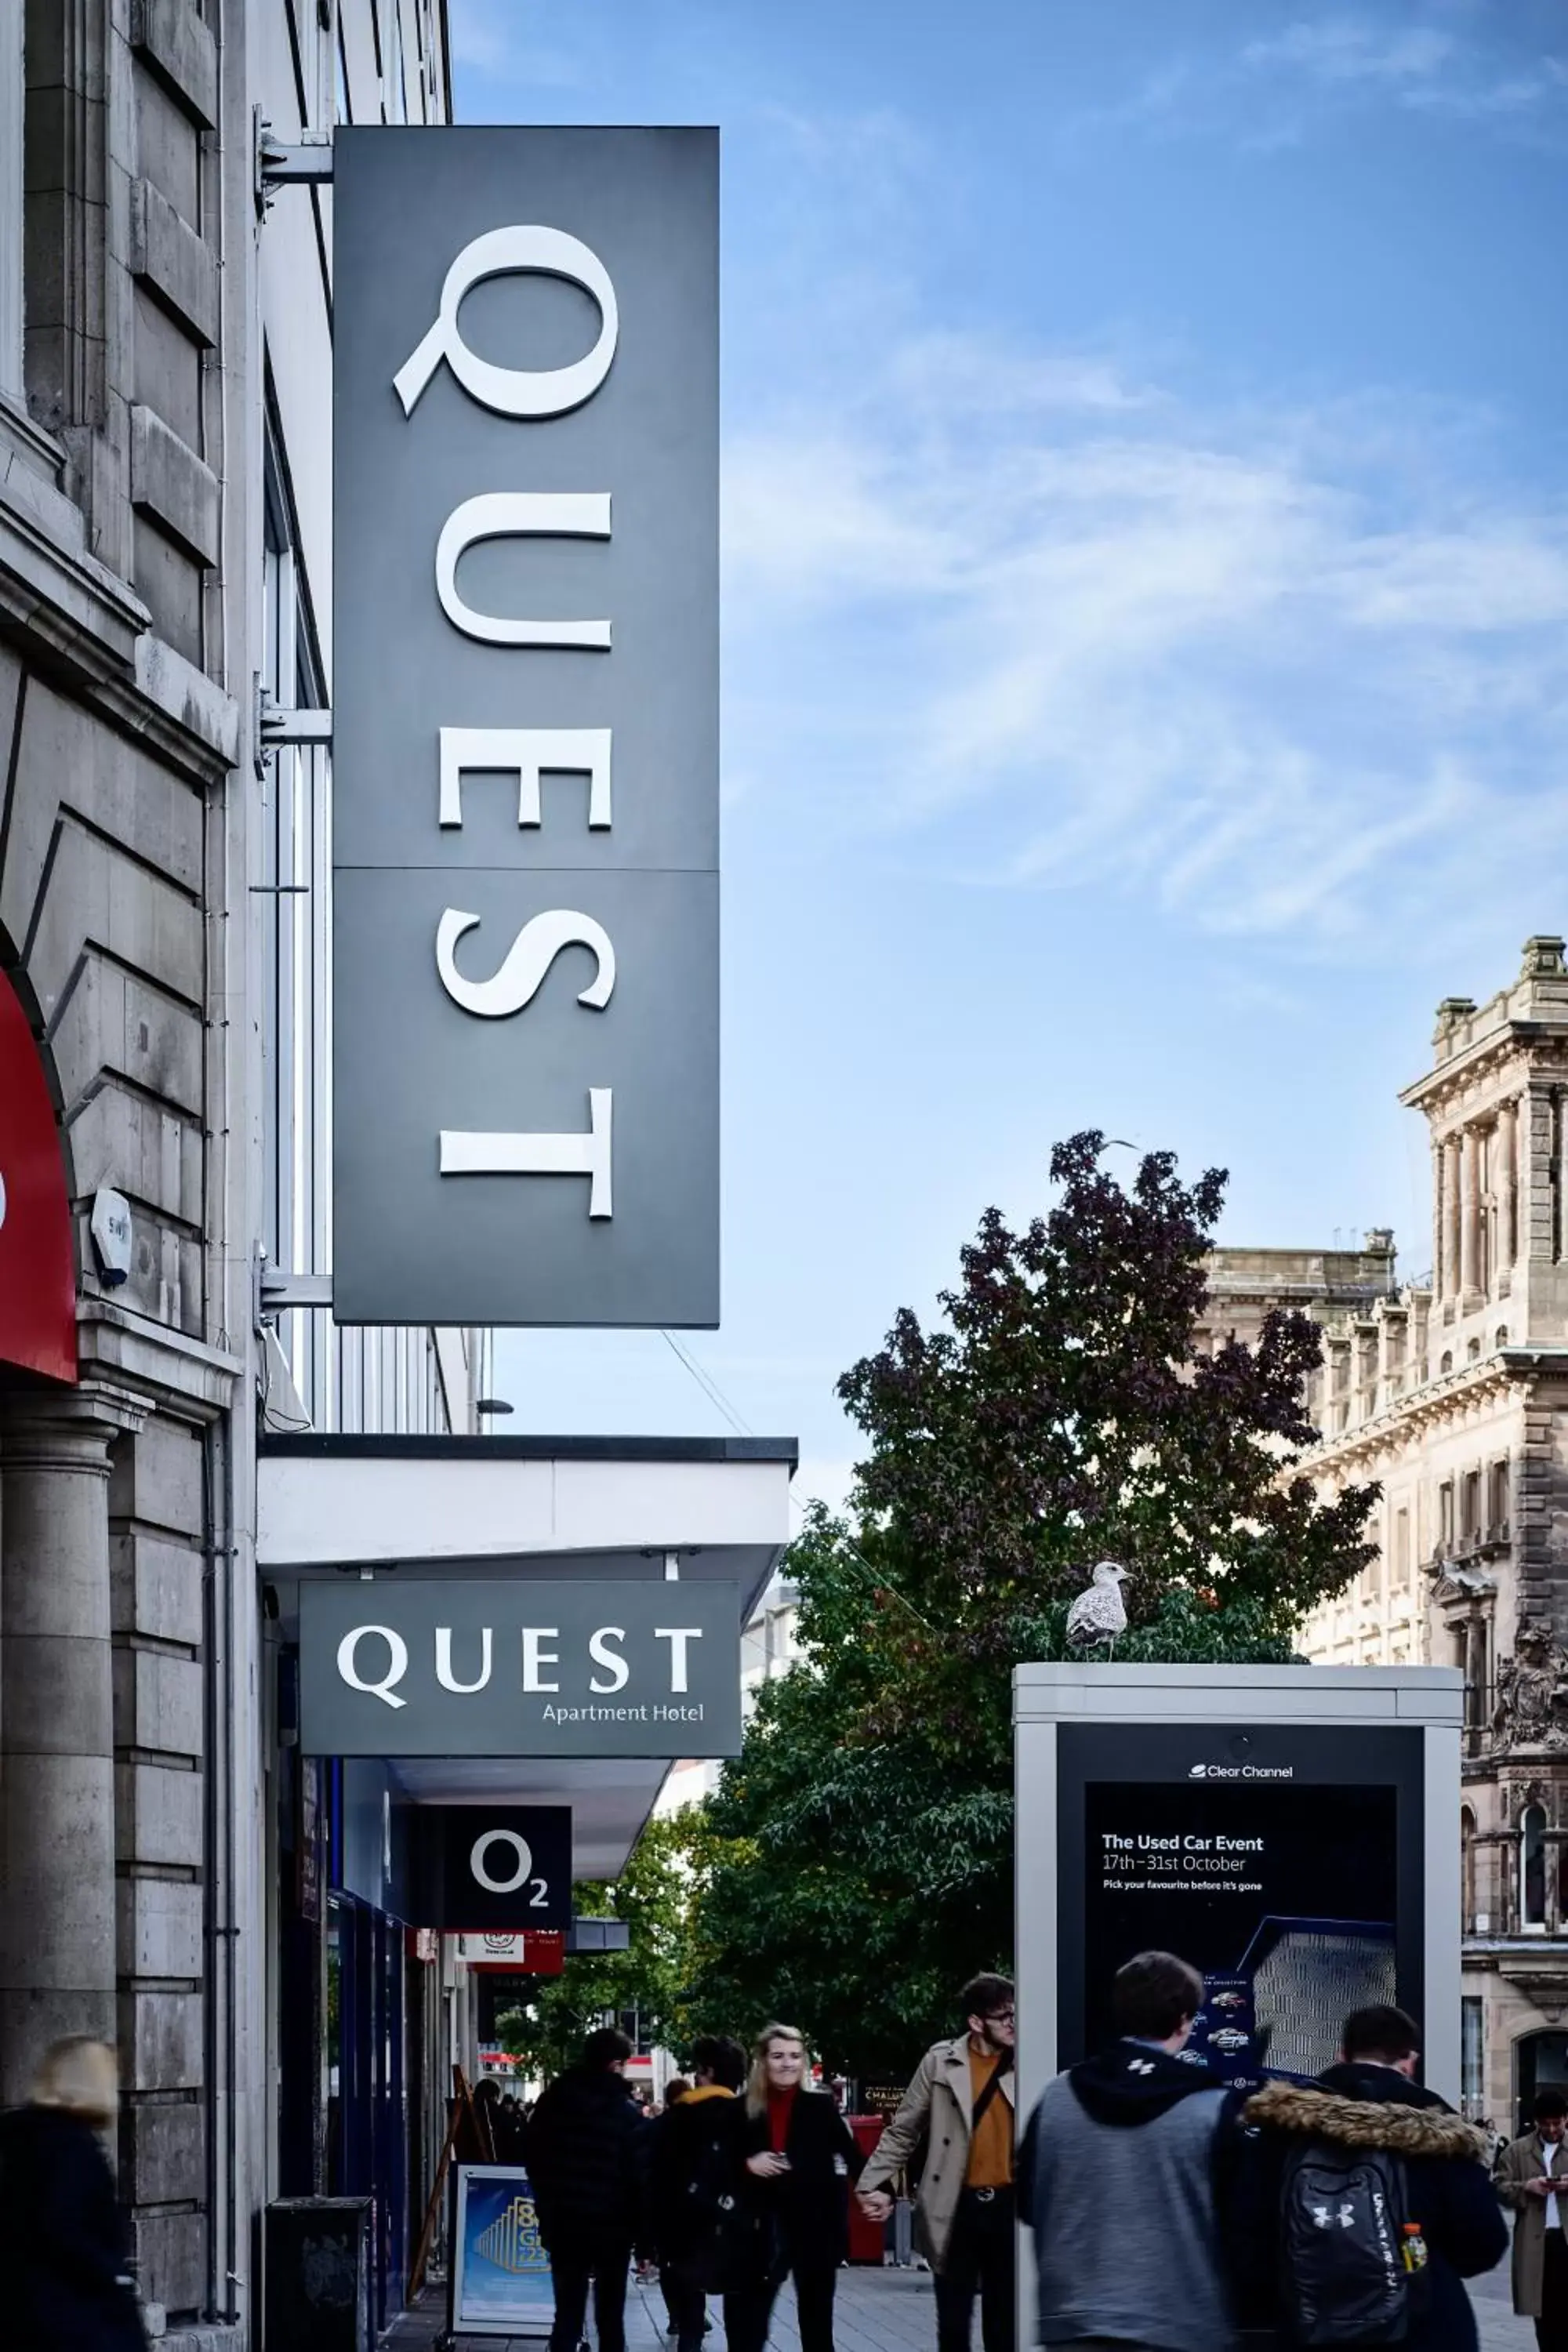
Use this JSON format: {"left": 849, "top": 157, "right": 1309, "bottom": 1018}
{"left": 1065, "top": 1563, "right": 1129, "bottom": 1657}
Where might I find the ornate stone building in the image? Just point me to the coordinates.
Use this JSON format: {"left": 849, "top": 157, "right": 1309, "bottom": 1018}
{"left": 0, "top": 8, "right": 474, "bottom": 2343}
{"left": 1207, "top": 937, "right": 1568, "bottom": 2129}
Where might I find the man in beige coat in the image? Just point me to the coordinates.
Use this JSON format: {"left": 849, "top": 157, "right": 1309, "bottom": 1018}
{"left": 857, "top": 1975, "right": 1017, "bottom": 2352}
{"left": 1498, "top": 2088, "right": 1568, "bottom": 2347}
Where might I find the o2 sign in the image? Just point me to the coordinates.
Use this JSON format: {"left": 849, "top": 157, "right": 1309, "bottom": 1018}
{"left": 332, "top": 128, "right": 719, "bottom": 1328}
{"left": 416, "top": 1805, "right": 572, "bottom": 1933}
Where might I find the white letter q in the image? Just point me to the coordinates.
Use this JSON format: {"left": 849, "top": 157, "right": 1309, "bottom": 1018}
{"left": 394, "top": 227, "right": 619, "bottom": 419}
{"left": 337, "top": 1624, "right": 409, "bottom": 1709}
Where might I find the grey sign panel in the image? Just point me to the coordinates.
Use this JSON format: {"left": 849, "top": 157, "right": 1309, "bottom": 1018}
{"left": 332, "top": 127, "right": 718, "bottom": 1326}
{"left": 299, "top": 1578, "right": 742, "bottom": 1757}
{"left": 334, "top": 869, "right": 717, "bottom": 1327}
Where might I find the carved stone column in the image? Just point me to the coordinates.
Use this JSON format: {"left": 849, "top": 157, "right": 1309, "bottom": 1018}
{"left": 1497, "top": 1102, "right": 1519, "bottom": 1277}
{"left": 1461, "top": 1127, "right": 1481, "bottom": 1301}
{"left": 0, "top": 1381, "right": 147, "bottom": 2103}
{"left": 1444, "top": 1134, "right": 1462, "bottom": 1302}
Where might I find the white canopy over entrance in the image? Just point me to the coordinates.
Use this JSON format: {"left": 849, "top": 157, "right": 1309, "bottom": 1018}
{"left": 257, "top": 1434, "right": 796, "bottom": 1877}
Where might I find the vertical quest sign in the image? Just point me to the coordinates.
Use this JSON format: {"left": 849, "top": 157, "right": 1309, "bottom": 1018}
{"left": 332, "top": 129, "right": 719, "bottom": 1326}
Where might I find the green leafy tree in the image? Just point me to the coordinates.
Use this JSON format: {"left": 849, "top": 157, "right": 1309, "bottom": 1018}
{"left": 496, "top": 1811, "right": 701, "bottom": 2080}
{"left": 684, "top": 1133, "right": 1377, "bottom": 2076}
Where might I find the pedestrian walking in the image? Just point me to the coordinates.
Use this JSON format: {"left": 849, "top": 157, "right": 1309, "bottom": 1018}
{"left": 857, "top": 1973, "right": 1018, "bottom": 2352}
{"left": 1243, "top": 2002, "right": 1506, "bottom": 2352}
{"left": 649, "top": 2074, "right": 694, "bottom": 2309}
{"left": 650, "top": 2037, "right": 746, "bottom": 2352}
{"left": 1018, "top": 1949, "right": 1239, "bottom": 2352}
{"left": 0, "top": 2036, "right": 148, "bottom": 2352}
{"left": 1497, "top": 2089, "right": 1568, "bottom": 2348}
{"left": 524, "top": 2025, "right": 649, "bottom": 2352}
{"left": 723, "top": 2022, "right": 866, "bottom": 2352}
{"left": 498, "top": 2089, "right": 530, "bottom": 2161}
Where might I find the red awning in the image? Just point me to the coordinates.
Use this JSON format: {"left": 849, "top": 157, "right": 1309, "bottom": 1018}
{"left": 0, "top": 969, "right": 77, "bottom": 1383}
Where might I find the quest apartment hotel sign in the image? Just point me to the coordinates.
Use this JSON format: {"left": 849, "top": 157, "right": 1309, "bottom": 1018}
{"left": 332, "top": 129, "right": 719, "bottom": 1326}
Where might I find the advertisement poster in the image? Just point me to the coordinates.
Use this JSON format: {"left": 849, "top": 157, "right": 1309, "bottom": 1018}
{"left": 1057, "top": 1723, "right": 1424, "bottom": 2082}
{"left": 452, "top": 2164, "right": 554, "bottom": 2336}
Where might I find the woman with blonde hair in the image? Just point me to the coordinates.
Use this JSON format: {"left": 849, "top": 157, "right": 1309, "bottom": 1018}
{"left": 1, "top": 2037, "right": 147, "bottom": 2350}
{"left": 721, "top": 2022, "right": 865, "bottom": 2352}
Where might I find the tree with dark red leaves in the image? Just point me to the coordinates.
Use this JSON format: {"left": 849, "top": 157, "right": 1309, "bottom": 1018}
{"left": 683, "top": 1134, "right": 1377, "bottom": 2074}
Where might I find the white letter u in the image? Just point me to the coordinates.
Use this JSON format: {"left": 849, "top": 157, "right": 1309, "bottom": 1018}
{"left": 435, "top": 1625, "right": 493, "bottom": 1693}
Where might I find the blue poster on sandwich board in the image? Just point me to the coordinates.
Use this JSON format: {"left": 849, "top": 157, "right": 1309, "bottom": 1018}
{"left": 451, "top": 2163, "right": 555, "bottom": 2336}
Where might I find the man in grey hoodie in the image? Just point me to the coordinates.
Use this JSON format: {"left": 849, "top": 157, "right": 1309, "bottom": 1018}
{"left": 1019, "top": 1949, "right": 1238, "bottom": 2352}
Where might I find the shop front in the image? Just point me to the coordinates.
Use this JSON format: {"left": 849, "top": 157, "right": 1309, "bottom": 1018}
{"left": 258, "top": 1428, "right": 793, "bottom": 2327}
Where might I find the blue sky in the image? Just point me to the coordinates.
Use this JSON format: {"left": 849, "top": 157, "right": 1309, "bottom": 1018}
{"left": 457, "top": 1, "right": 1568, "bottom": 1510}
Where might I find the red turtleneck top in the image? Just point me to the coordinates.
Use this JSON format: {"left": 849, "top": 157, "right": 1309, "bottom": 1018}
{"left": 767, "top": 2083, "right": 797, "bottom": 2154}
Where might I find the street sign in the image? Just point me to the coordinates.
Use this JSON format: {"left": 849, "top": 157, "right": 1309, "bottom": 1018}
{"left": 457, "top": 1935, "right": 566, "bottom": 1978}
{"left": 332, "top": 127, "right": 719, "bottom": 1327}
{"left": 414, "top": 1805, "right": 572, "bottom": 1932}
{"left": 298, "top": 1577, "right": 742, "bottom": 1756}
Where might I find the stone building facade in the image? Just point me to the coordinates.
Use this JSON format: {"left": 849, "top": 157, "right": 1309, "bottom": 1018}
{"left": 1208, "top": 937, "right": 1568, "bottom": 2130}
{"left": 0, "top": 7, "right": 473, "bottom": 2346}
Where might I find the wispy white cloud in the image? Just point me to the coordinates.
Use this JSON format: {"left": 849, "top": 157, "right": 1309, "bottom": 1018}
{"left": 1243, "top": 19, "right": 1456, "bottom": 84}
{"left": 1058, "top": 11, "right": 1567, "bottom": 151}
{"left": 724, "top": 347, "right": 1568, "bottom": 953}
{"left": 1240, "top": 13, "right": 1568, "bottom": 129}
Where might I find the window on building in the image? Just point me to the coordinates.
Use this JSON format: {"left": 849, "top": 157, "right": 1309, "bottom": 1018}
{"left": 0, "top": 0, "right": 20, "bottom": 399}
{"left": 1522, "top": 1806, "right": 1548, "bottom": 1931}
{"left": 1467, "top": 1622, "right": 1490, "bottom": 1730}
{"left": 1461, "top": 1808, "right": 1477, "bottom": 1931}
{"left": 1461, "top": 1996, "right": 1484, "bottom": 2118}
{"left": 1392, "top": 1508, "right": 1411, "bottom": 1588}
{"left": 1461, "top": 1470, "right": 1481, "bottom": 1541}
{"left": 618, "top": 2007, "right": 653, "bottom": 2057}
{"left": 387, "top": 0, "right": 408, "bottom": 122}
{"left": 1490, "top": 1461, "right": 1511, "bottom": 1535}
{"left": 261, "top": 428, "right": 462, "bottom": 1439}
{"left": 1439, "top": 1483, "right": 1454, "bottom": 1549}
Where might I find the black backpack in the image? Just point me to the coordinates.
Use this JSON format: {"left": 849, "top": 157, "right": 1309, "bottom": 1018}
{"left": 1279, "top": 2136, "right": 1421, "bottom": 2346}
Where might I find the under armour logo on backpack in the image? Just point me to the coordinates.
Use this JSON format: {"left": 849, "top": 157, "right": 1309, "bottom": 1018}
{"left": 1310, "top": 2202, "right": 1357, "bottom": 2230}
{"left": 1127, "top": 2059, "right": 1155, "bottom": 2076}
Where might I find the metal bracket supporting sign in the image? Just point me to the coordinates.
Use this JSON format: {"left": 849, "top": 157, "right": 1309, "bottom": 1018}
{"left": 257, "top": 1258, "right": 334, "bottom": 1316}
{"left": 252, "top": 682, "right": 333, "bottom": 777}
{"left": 260, "top": 699, "right": 333, "bottom": 747}
{"left": 254, "top": 111, "right": 335, "bottom": 216}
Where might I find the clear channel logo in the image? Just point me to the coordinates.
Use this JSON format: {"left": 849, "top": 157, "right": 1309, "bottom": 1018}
{"left": 1187, "top": 1761, "right": 1294, "bottom": 1780}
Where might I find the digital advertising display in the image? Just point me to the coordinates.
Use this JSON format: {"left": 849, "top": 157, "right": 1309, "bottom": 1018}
{"left": 1057, "top": 1722, "right": 1425, "bottom": 2084}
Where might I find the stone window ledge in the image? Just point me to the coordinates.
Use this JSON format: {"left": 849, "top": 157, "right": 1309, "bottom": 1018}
{"left": 0, "top": 445, "right": 238, "bottom": 786}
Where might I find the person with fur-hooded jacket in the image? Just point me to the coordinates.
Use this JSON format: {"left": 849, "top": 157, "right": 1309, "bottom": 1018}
{"left": 1238, "top": 2003, "right": 1506, "bottom": 2352}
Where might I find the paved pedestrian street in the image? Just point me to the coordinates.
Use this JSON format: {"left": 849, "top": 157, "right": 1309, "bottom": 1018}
{"left": 386, "top": 2252, "right": 1537, "bottom": 2352}
{"left": 1470, "top": 2258, "right": 1535, "bottom": 2352}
